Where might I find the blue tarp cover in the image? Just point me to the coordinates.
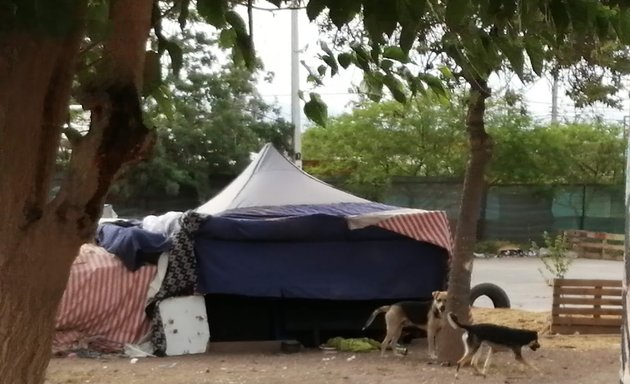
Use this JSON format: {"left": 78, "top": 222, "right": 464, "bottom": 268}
{"left": 96, "top": 203, "right": 449, "bottom": 300}
{"left": 96, "top": 223, "right": 172, "bottom": 271}
{"left": 194, "top": 212, "right": 448, "bottom": 300}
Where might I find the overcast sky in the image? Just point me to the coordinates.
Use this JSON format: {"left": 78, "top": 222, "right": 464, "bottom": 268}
{"left": 242, "top": 5, "right": 630, "bottom": 129}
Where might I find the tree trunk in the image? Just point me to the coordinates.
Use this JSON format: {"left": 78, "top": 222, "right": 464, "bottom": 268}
{"left": 0, "top": 29, "right": 86, "bottom": 384}
{"left": 0, "top": 1, "right": 154, "bottom": 383}
{"left": 0, "top": 222, "right": 81, "bottom": 383}
{"left": 438, "top": 80, "right": 493, "bottom": 363}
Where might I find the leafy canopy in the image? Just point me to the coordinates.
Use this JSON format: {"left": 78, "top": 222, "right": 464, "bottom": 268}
{"left": 303, "top": 94, "right": 625, "bottom": 196}
{"left": 111, "top": 29, "right": 293, "bottom": 201}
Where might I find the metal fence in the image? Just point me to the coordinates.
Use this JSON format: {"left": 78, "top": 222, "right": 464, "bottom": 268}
{"left": 382, "top": 178, "right": 624, "bottom": 242}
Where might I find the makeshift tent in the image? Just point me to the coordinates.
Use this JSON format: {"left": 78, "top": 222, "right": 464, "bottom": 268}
{"left": 54, "top": 143, "right": 454, "bottom": 352}
{"left": 192, "top": 143, "right": 452, "bottom": 345}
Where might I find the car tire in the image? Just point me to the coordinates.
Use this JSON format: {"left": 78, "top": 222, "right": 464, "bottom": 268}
{"left": 470, "top": 282, "right": 511, "bottom": 308}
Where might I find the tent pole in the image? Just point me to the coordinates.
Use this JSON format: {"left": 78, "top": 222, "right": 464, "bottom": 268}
{"left": 291, "top": 0, "right": 302, "bottom": 168}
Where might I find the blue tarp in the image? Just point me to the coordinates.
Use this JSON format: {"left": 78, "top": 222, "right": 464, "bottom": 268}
{"left": 96, "top": 203, "right": 449, "bottom": 300}
{"left": 194, "top": 213, "right": 448, "bottom": 300}
{"left": 96, "top": 223, "right": 172, "bottom": 271}
{"left": 217, "top": 202, "right": 397, "bottom": 219}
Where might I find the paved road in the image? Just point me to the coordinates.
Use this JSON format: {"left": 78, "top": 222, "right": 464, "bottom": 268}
{"left": 470, "top": 257, "right": 623, "bottom": 312}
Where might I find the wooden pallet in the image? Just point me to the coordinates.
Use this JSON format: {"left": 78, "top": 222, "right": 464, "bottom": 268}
{"left": 564, "top": 230, "right": 624, "bottom": 261}
{"left": 551, "top": 278, "right": 623, "bottom": 335}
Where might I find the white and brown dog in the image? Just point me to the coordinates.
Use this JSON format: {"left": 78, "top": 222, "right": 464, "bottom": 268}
{"left": 362, "top": 291, "right": 448, "bottom": 358}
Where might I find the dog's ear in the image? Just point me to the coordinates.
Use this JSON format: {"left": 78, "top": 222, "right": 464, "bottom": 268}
{"left": 432, "top": 291, "right": 438, "bottom": 298}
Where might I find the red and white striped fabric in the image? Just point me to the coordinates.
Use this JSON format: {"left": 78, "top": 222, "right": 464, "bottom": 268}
{"left": 346, "top": 209, "right": 454, "bottom": 254}
{"left": 53, "top": 244, "right": 157, "bottom": 353}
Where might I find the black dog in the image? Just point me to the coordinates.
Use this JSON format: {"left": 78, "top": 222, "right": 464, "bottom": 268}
{"left": 447, "top": 312, "right": 540, "bottom": 377}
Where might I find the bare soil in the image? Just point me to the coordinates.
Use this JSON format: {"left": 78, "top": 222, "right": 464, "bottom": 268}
{"left": 46, "top": 308, "right": 621, "bottom": 384}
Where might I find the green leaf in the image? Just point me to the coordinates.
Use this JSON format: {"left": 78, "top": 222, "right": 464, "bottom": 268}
{"left": 219, "top": 28, "right": 237, "bottom": 48}
{"left": 226, "top": 10, "right": 247, "bottom": 34}
{"left": 445, "top": 0, "right": 469, "bottom": 27}
{"left": 321, "top": 54, "right": 339, "bottom": 76}
{"left": 328, "top": 0, "right": 362, "bottom": 28}
{"left": 306, "top": 0, "right": 328, "bottom": 21}
{"left": 524, "top": 37, "right": 544, "bottom": 76}
{"left": 363, "top": 0, "right": 397, "bottom": 42}
{"left": 438, "top": 65, "right": 454, "bottom": 79}
{"left": 197, "top": 0, "right": 228, "bottom": 27}
{"left": 265, "top": 0, "right": 283, "bottom": 7}
{"left": 614, "top": 9, "right": 630, "bottom": 44}
{"left": 495, "top": 36, "right": 525, "bottom": 79}
{"left": 549, "top": 0, "right": 569, "bottom": 37}
{"left": 383, "top": 74, "right": 407, "bottom": 104}
{"left": 402, "top": 68, "right": 424, "bottom": 96}
{"left": 320, "top": 41, "right": 334, "bottom": 57}
{"left": 595, "top": 8, "right": 612, "bottom": 40}
{"left": 304, "top": 93, "right": 328, "bottom": 126}
{"left": 486, "top": 0, "right": 502, "bottom": 18}
{"left": 396, "top": 0, "right": 426, "bottom": 30}
{"left": 337, "top": 52, "right": 353, "bottom": 69}
{"left": 380, "top": 59, "right": 394, "bottom": 71}
{"left": 306, "top": 74, "right": 320, "bottom": 84}
{"left": 302, "top": 61, "right": 324, "bottom": 85}
{"left": 351, "top": 44, "right": 372, "bottom": 73}
{"left": 382, "top": 46, "right": 409, "bottom": 63}
{"left": 225, "top": 11, "right": 255, "bottom": 70}
{"left": 399, "top": 25, "right": 418, "bottom": 54}
{"left": 565, "top": 0, "right": 590, "bottom": 31}
{"left": 359, "top": 73, "right": 384, "bottom": 102}
{"left": 317, "top": 64, "right": 327, "bottom": 76}
{"left": 235, "top": 33, "right": 256, "bottom": 71}
{"left": 418, "top": 73, "right": 448, "bottom": 99}
{"left": 499, "top": 0, "right": 517, "bottom": 19}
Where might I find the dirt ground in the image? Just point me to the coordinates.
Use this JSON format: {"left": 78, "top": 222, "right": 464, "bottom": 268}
{"left": 46, "top": 308, "right": 622, "bottom": 384}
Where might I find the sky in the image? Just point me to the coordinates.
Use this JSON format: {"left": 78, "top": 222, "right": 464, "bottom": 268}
{"left": 242, "top": 5, "right": 630, "bottom": 129}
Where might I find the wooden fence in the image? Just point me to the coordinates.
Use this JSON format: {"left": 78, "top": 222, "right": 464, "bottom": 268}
{"left": 551, "top": 278, "right": 623, "bottom": 335}
{"left": 564, "top": 230, "right": 624, "bottom": 261}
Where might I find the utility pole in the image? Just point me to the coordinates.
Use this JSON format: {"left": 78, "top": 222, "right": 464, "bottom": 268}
{"left": 622, "top": 91, "right": 630, "bottom": 383}
{"left": 551, "top": 67, "right": 559, "bottom": 124}
{"left": 290, "top": 0, "right": 302, "bottom": 168}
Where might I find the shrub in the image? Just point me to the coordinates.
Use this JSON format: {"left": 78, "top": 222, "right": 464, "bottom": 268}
{"left": 531, "top": 231, "right": 573, "bottom": 280}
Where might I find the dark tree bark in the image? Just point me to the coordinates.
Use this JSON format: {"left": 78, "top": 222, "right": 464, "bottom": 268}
{"left": 0, "top": 1, "right": 154, "bottom": 383}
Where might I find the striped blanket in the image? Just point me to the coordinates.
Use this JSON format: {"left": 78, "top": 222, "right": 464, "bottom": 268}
{"left": 53, "top": 244, "right": 157, "bottom": 353}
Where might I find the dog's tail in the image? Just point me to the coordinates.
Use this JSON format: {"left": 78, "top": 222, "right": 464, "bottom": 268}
{"left": 361, "top": 305, "right": 390, "bottom": 330}
{"left": 447, "top": 312, "right": 465, "bottom": 330}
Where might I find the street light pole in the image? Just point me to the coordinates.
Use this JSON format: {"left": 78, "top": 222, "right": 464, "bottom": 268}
{"left": 290, "top": 0, "right": 302, "bottom": 168}
{"left": 622, "top": 91, "right": 630, "bottom": 383}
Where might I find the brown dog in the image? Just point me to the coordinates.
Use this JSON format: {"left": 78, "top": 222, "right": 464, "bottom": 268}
{"left": 362, "top": 291, "right": 448, "bottom": 358}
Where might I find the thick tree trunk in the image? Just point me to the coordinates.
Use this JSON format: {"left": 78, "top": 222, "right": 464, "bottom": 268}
{"left": 0, "top": 30, "right": 86, "bottom": 384}
{"left": 0, "top": 223, "right": 81, "bottom": 383}
{"left": 438, "top": 80, "right": 493, "bottom": 363}
{"left": 0, "top": 1, "right": 154, "bottom": 383}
